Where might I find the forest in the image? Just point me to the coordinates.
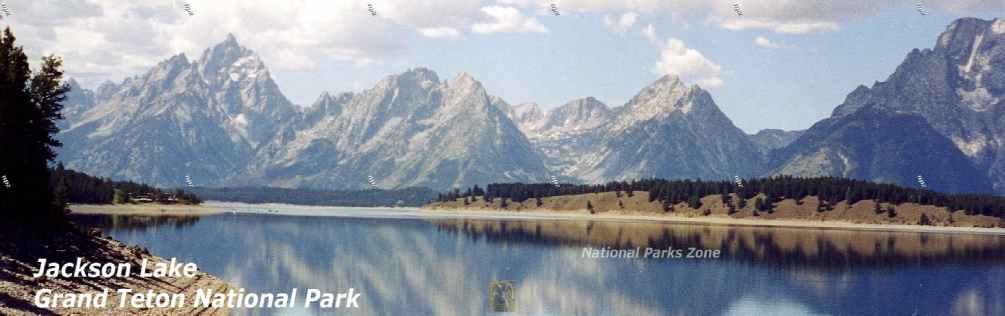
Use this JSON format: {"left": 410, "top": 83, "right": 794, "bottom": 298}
{"left": 436, "top": 176, "right": 1005, "bottom": 219}
{"left": 49, "top": 164, "right": 202, "bottom": 205}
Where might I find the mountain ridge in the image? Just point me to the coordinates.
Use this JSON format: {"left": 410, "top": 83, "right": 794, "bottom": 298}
{"left": 58, "top": 17, "right": 1005, "bottom": 194}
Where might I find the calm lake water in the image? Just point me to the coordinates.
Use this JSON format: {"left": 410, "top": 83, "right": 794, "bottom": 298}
{"left": 70, "top": 205, "right": 1005, "bottom": 316}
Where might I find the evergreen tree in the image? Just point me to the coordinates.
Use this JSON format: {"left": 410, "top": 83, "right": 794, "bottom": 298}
{"left": 0, "top": 27, "right": 69, "bottom": 225}
{"left": 687, "top": 195, "right": 701, "bottom": 209}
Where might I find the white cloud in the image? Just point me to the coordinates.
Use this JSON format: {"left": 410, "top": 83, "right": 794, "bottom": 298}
{"left": 717, "top": 18, "right": 840, "bottom": 34}
{"left": 754, "top": 36, "right": 793, "bottom": 49}
{"left": 472, "top": 6, "right": 549, "bottom": 34}
{"left": 543, "top": 0, "right": 698, "bottom": 14}
{"left": 419, "top": 27, "right": 461, "bottom": 39}
{"left": 707, "top": 0, "right": 1005, "bottom": 34}
{"left": 643, "top": 26, "right": 723, "bottom": 87}
{"left": 550, "top": 0, "right": 1004, "bottom": 34}
{"left": 1, "top": 0, "right": 555, "bottom": 88}
{"left": 603, "top": 12, "right": 638, "bottom": 33}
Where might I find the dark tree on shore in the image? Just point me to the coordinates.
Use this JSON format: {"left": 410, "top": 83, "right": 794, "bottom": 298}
{"left": 438, "top": 176, "right": 1005, "bottom": 220}
{"left": 0, "top": 27, "right": 69, "bottom": 225}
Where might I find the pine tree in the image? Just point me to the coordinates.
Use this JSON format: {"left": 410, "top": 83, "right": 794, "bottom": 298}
{"left": 0, "top": 27, "right": 69, "bottom": 225}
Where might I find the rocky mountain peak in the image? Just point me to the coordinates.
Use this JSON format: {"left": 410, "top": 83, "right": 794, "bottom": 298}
{"left": 400, "top": 67, "right": 441, "bottom": 86}
{"left": 450, "top": 72, "right": 482, "bottom": 91}
{"left": 542, "top": 97, "right": 610, "bottom": 133}
{"left": 611, "top": 75, "right": 709, "bottom": 131}
{"left": 197, "top": 34, "right": 262, "bottom": 80}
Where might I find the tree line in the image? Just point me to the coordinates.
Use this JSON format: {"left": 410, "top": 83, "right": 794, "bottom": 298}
{"left": 49, "top": 164, "right": 202, "bottom": 205}
{"left": 436, "top": 176, "right": 1005, "bottom": 219}
{"left": 188, "top": 186, "right": 437, "bottom": 207}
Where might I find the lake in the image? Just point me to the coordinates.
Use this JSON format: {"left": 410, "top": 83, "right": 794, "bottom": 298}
{"left": 70, "top": 205, "right": 1005, "bottom": 315}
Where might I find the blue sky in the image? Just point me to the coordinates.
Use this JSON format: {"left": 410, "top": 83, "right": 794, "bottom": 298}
{"left": 5, "top": 1, "right": 1005, "bottom": 133}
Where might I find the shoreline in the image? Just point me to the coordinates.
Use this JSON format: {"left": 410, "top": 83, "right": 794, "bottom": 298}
{"left": 66, "top": 201, "right": 1005, "bottom": 235}
{"left": 0, "top": 227, "right": 232, "bottom": 315}
{"left": 420, "top": 207, "right": 1005, "bottom": 236}
{"left": 69, "top": 203, "right": 223, "bottom": 216}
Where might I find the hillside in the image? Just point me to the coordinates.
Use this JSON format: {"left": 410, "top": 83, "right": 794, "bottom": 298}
{"left": 426, "top": 176, "right": 1005, "bottom": 229}
{"left": 427, "top": 192, "right": 1003, "bottom": 228}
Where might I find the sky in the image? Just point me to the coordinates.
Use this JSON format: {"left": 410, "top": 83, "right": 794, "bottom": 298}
{"left": 2, "top": 0, "right": 1005, "bottom": 133}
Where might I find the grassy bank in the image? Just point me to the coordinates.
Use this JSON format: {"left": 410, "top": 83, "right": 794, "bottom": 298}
{"left": 425, "top": 191, "right": 1005, "bottom": 234}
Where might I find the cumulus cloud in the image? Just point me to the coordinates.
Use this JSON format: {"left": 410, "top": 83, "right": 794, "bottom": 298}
{"left": 472, "top": 5, "right": 549, "bottom": 34}
{"left": 0, "top": 0, "right": 555, "bottom": 88}
{"left": 550, "top": 0, "right": 1004, "bottom": 34}
{"left": 603, "top": 12, "right": 639, "bottom": 33}
{"left": 643, "top": 25, "right": 723, "bottom": 87}
{"left": 707, "top": 0, "right": 1005, "bottom": 34}
{"left": 754, "top": 36, "right": 793, "bottom": 49}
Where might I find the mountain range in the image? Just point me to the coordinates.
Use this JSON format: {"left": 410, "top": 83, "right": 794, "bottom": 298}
{"left": 57, "top": 17, "right": 1005, "bottom": 195}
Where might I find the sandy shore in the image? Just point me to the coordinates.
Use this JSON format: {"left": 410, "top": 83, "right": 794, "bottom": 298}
{"left": 421, "top": 207, "right": 1005, "bottom": 235}
{"left": 69, "top": 203, "right": 224, "bottom": 216}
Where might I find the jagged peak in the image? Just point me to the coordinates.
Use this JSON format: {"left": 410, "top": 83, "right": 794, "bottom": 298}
{"left": 198, "top": 34, "right": 259, "bottom": 76}
{"left": 453, "top": 72, "right": 477, "bottom": 84}
{"left": 620, "top": 74, "right": 705, "bottom": 118}
{"left": 158, "top": 53, "right": 190, "bottom": 68}
{"left": 558, "top": 97, "right": 609, "bottom": 111}
{"left": 402, "top": 67, "right": 441, "bottom": 84}
{"left": 936, "top": 17, "right": 997, "bottom": 53}
{"left": 511, "top": 102, "right": 543, "bottom": 118}
{"left": 446, "top": 72, "right": 486, "bottom": 95}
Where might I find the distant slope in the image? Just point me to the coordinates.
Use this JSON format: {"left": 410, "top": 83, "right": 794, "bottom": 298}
{"left": 769, "top": 107, "right": 994, "bottom": 194}
{"left": 571, "top": 76, "right": 765, "bottom": 182}
{"left": 778, "top": 17, "right": 1005, "bottom": 194}
{"left": 749, "top": 129, "right": 804, "bottom": 152}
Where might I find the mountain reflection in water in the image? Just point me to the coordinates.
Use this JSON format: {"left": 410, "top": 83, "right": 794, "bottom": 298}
{"left": 71, "top": 213, "right": 1005, "bottom": 315}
